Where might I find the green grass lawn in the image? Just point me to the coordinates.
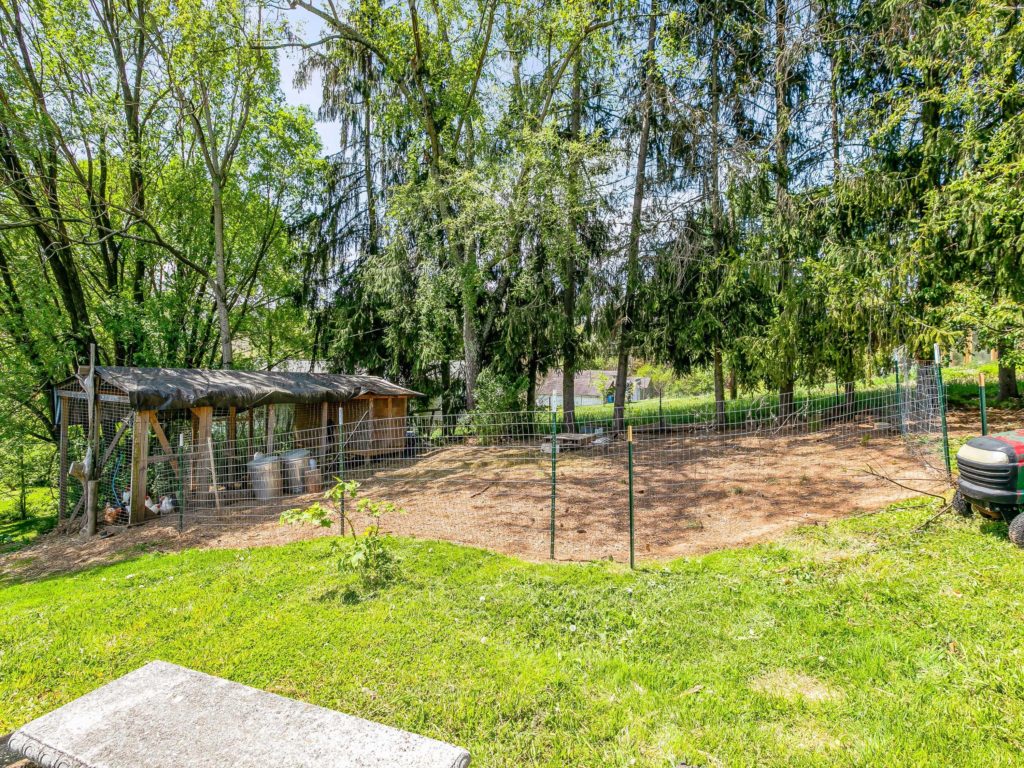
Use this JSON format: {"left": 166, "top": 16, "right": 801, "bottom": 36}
{"left": 0, "top": 487, "right": 56, "bottom": 554}
{"left": 3, "top": 499, "right": 1024, "bottom": 766}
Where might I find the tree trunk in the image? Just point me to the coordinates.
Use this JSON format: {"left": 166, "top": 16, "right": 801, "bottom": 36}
{"left": 844, "top": 380, "right": 856, "bottom": 420}
{"left": 0, "top": 124, "right": 94, "bottom": 361}
{"left": 728, "top": 367, "right": 738, "bottom": 400}
{"left": 773, "top": 0, "right": 794, "bottom": 422}
{"left": 613, "top": 350, "right": 630, "bottom": 432}
{"left": 362, "top": 52, "right": 379, "bottom": 257}
{"left": 828, "top": 49, "right": 841, "bottom": 178}
{"left": 440, "top": 359, "right": 451, "bottom": 434}
{"left": 17, "top": 441, "right": 27, "bottom": 520}
{"left": 613, "top": 10, "right": 658, "bottom": 433}
{"left": 562, "top": 367, "right": 576, "bottom": 431}
{"left": 526, "top": 352, "right": 538, "bottom": 413}
{"left": 779, "top": 380, "right": 795, "bottom": 425}
{"left": 998, "top": 342, "right": 1018, "bottom": 399}
{"left": 211, "top": 178, "right": 233, "bottom": 369}
{"left": 462, "top": 279, "right": 479, "bottom": 410}
{"left": 562, "top": 57, "right": 583, "bottom": 433}
{"left": 713, "top": 347, "right": 726, "bottom": 430}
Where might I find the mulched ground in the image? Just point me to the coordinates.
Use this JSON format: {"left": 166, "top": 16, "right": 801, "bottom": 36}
{"left": 4, "top": 413, "right": 971, "bottom": 581}
{"left": 355, "top": 422, "right": 947, "bottom": 561}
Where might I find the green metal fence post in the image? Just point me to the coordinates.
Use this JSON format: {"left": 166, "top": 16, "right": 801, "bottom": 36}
{"left": 339, "top": 407, "right": 345, "bottom": 535}
{"left": 177, "top": 434, "right": 185, "bottom": 532}
{"left": 934, "top": 344, "right": 952, "bottom": 478}
{"left": 627, "top": 425, "right": 635, "bottom": 570}
{"left": 550, "top": 410, "right": 556, "bottom": 560}
{"left": 979, "top": 372, "right": 988, "bottom": 436}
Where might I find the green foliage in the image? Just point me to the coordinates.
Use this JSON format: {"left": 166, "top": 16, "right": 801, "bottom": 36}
{"left": 280, "top": 479, "right": 359, "bottom": 530}
{"left": 0, "top": 487, "right": 56, "bottom": 552}
{"left": 0, "top": 0, "right": 1022, "bottom": 486}
{"left": 338, "top": 498, "right": 402, "bottom": 590}
{"left": 472, "top": 367, "right": 529, "bottom": 414}
{"left": 279, "top": 503, "right": 334, "bottom": 529}
{"left": 280, "top": 478, "right": 401, "bottom": 592}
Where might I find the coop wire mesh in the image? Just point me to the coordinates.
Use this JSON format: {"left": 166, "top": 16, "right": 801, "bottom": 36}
{"left": 60, "top": 363, "right": 949, "bottom": 563}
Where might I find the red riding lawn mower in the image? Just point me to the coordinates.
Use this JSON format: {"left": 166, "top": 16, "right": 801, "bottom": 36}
{"left": 954, "top": 429, "right": 1024, "bottom": 546}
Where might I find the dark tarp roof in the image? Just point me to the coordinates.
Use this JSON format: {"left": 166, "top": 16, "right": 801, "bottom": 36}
{"left": 78, "top": 367, "right": 420, "bottom": 411}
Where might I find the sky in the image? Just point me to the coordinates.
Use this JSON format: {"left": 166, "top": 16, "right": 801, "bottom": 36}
{"left": 278, "top": 7, "right": 343, "bottom": 156}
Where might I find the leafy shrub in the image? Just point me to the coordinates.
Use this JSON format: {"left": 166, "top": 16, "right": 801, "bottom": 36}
{"left": 281, "top": 479, "right": 403, "bottom": 592}
{"left": 467, "top": 367, "right": 531, "bottom": 443}
{"left": 338, "top": 498, "right": 401, "bottom": 589}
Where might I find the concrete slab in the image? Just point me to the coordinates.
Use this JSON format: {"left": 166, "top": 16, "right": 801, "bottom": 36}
{"left": 9, "top": 661, "right": 470, "bottom": 768}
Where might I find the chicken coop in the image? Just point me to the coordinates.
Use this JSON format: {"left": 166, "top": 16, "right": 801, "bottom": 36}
{"left": 55, "top": 366, "right": 421, "bottom": 529}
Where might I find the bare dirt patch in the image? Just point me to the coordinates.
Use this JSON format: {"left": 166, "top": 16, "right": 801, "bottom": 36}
{"left": 3, "top": 419, "right": 948, "bottom": 581}
{"left": 752, "top": 669, "right": 843, "bottom": 704}
{"left": 947, "top": 406, "right": 1024, "bottom": 439}
{"left": 355, "top": 423, "right": 945, "bottom": 562}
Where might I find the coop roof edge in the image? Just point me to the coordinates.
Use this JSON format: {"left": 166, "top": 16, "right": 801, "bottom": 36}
{"left": 57, "top": 366, "right": 422, "bottom": 412}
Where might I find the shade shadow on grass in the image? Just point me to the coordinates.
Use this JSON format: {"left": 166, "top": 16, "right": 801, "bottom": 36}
{"left": 0, "top": 511, "right": 56, "bottom": 554}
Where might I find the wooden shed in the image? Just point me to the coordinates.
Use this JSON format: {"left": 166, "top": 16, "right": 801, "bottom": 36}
{"left": 55, "top": 366, "right": 421, "bottom": 529}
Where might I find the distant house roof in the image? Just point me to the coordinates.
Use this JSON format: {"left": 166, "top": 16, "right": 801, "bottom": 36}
{"left": 537, "top": 370, "right": 651, "bottom": 399}
{"left": 59, "top": 366, "right": 421, "bottom": 412}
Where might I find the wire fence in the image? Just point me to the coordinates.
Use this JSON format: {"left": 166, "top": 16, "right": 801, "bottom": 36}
{"left": 58, "top": 362, "right": 949, "bottom": 563}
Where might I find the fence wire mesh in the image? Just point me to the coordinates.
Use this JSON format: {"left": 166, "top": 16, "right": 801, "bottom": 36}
{"left": 59, "top": 362, "right": 949, "bottom": 562}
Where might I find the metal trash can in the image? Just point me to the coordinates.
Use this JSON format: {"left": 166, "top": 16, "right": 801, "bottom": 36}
{"left": 280, "top": 449, "right": 311, "bottom": 495}
{"left": 248, "top": 454, "right": 282, "bottom": 501}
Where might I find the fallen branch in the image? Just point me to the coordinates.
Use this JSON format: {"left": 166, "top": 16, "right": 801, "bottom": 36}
{"left": 469, "top": 483, "right": 493, "bottom": 499}
{"left": 911, "top": 503, "right": 952, "bottom": 533}
{"left": 861, "top": 464, "right": 950, "bottom": 502}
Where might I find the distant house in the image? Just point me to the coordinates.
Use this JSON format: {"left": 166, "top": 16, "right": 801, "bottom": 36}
{"left": 536, "top": 370, "right": 652, "bottom": 409}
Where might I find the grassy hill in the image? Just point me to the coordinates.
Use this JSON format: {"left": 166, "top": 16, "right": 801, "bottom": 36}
{"left": 3, "top": 499, "right": 1023, "bottom": 767}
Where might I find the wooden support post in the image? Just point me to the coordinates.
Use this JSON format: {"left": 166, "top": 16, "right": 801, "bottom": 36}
{"left": 83, "top": 346, "right": 101, "bottom": 535}
{"left": 58, "top": 395, "right": 69, "bottom": 521}
{"left": 387, "top": 397, "right": 395, "bottom": 447}
{"left": 86, "top": 398, "right": 101, "bottom": 535}
{"left": 319, "top": 402, "right": 329, "bottom": 466}
{"left": 85, "top": 481, "right": 98, "bottom": 535}
{"left": 129, "top": 411, "right": 152, "bottom": 525}
{"left": 207, "top": 437, "right": 222, "bottom": 510}
{"left": 266, "top": 405, "right": 276, "bottom": 454}
{"left": 192, "top": 407, "right": 213, "bottom": 505}
{"left": 227, "top": 406, "right": 238, "bottom": 482}
{"left": 190, "top": 410, "right": 199, "bottom": 495}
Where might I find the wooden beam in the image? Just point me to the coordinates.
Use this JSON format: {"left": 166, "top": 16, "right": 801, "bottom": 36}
{"left": 129, "top": 411, "right": 152, "bottom": 525}
{"left": 55, "top": 390, "right": 130, "bottom": 406}
{"left": 147, "top": 413, "right": 180, "bottom": 476}
{"left": 100, "top": 419, "right": 131, "bottom": 473}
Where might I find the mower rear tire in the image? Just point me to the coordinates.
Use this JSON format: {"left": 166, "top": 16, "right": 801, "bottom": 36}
{"left": 951, "top": 490, "right": 972, "bottom": 518}
{"left": 1009, "top": 513, "right": 1024, "bottom": 548}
